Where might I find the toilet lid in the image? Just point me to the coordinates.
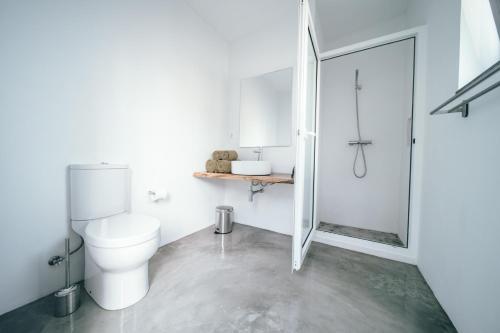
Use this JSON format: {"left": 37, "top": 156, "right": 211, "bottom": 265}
{"left": 85, "top": 213, "right": 160, "bottom": 248}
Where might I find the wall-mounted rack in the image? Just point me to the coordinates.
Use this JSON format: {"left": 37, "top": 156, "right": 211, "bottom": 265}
{"left": 193, "top": 172, "right": 294, "bottom": 184}
{"left": 430, "top": 60, "right": 500, "bottom": 118}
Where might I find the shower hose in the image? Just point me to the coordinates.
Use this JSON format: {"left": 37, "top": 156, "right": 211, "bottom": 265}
{"left": 353, "top": 69, "right": 367, "bottom": 179}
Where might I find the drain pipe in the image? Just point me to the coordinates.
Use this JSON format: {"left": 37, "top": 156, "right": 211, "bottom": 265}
{"left": 249, "top": 181, "right": 271, "bottom": 202}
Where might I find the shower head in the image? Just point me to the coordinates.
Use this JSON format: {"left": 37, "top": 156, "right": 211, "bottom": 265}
{"left": 355, "top": 69, "right": 362, "bottom": 90}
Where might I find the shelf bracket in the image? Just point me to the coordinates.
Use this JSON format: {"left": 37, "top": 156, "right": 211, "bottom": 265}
{"left": 460, "top": 104, "right": 469, "bottom": 118}
{"left": 446, "top": 103, "right": 469, "bottom": 118}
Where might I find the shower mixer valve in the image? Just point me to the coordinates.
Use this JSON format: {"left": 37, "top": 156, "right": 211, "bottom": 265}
{"left": 348, "top": 140, "right": 372, "bottom": 145}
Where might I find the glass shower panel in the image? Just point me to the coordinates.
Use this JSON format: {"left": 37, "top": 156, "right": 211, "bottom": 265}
{"left": 301, "top": 134, "right": 316, "bottom": 244}
{"left": 305, "top": 29, "right": 318, "bottom": 132}
{"left": 301, "top": 29, "right": 318, "bottom": 245}
{"left": 293, "top": 0, "right": 319, "bottom": 271}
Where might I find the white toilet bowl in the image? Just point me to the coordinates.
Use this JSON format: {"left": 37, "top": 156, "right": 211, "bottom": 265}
{"left": 82, "top": 213, "right": 160, "bottom": 310}
{"left": 69, "top": 164, "right": 161, "bottom": 310}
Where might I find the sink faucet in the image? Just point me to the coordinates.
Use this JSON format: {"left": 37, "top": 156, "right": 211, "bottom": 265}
{"left": 253, "top": 147, "right": 263, "bottom": 161}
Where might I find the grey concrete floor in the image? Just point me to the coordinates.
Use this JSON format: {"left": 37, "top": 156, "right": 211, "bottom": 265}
{"left": 0, "top": 223, "right": 455, "bottom": 333}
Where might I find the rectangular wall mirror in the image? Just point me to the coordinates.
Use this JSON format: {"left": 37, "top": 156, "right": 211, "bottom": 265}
{"left": 239, "top": 67, "right": 293, "bottom": 148}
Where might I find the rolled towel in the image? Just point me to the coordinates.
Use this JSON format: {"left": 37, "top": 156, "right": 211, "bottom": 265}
{"left": 206, "top": 159, "right": 232, "bottom": 173}
{"left": 212, "top": 150, "right": 238, "bottom": 161}
{"left": 217, "top": 160, "right": 231, "bottom": 173}
{"left": 206, "top": 160, "right": 217, "bottom": 173}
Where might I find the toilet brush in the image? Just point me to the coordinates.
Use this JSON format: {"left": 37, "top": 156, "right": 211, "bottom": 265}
{"left": 53, "top": 238, "right": 81, "bottom": 317}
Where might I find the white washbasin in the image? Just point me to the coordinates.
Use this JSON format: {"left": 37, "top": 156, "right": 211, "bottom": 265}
{"left": 231, "top": 161, "right": 272, "bottom": 176}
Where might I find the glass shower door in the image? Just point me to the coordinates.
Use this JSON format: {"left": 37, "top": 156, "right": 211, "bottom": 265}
{"left": 293, "top": 0, "right": 320, "bottom": 271}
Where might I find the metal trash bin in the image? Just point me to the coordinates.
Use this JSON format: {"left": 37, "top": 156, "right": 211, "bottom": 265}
{"left": 215, "top": 206, "right": 234, "bottom": 234}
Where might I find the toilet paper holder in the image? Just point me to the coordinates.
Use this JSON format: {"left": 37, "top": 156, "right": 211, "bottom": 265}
{"left": 148, "top": 189, "right": 168, "bottom": 202}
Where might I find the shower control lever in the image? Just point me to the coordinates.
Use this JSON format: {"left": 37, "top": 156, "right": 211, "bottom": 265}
{"left": 348, "top": 140, "right": 372, "bottom": 145}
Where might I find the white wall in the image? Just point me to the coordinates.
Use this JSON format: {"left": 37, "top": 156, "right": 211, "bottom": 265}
{"left": 318, "top": 39, "right": 414, "bottom": 241}
{"left": 407, "top": 1, "right": 500, "bottom": 332}
{"left": 321, "top": 14, "right": 410, "bottom": 52}
{"left": 224, "top": 16, "right": 298, "bottom": 235}
{"left": 0, "top": 0, "right": 229, "bottom": 315}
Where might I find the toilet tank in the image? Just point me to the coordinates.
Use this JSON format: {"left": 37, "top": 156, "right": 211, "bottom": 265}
{"left": 70, "top": 164, "right": 130, "bottom": 221}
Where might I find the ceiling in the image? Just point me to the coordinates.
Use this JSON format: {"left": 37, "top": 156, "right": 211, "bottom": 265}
{"left": 184, "top": 0, "right": 297, "bottom": 42}
{"left": 185, "top": 0, "right": 412, "bottom": 48}
{"left": 314, "top": 0, "right": 412, "bottom": 48}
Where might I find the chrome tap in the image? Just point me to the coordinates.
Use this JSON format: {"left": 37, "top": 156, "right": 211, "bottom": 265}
{"left": 253, "top": 147, "right": 263, "bottom": 161}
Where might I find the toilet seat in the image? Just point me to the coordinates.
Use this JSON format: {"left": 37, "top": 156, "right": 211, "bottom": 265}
{"left": 85, "top": 213, "right": 160, "bottom": 248}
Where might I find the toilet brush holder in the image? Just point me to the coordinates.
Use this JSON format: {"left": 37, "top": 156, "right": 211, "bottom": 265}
{"left": 53, "top": 238, "right": 81, "bottom": 317}
{"left": 54, "top": 284, "right": 81, "bottom": 317}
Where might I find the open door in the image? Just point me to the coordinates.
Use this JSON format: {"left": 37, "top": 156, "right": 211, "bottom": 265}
{"left": 293, "top": 0, "right": 320, "bottom": 271}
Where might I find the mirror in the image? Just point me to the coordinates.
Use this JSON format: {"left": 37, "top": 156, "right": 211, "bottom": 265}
{"left": 239, "top": 67, "right": 293, "bottom": 148}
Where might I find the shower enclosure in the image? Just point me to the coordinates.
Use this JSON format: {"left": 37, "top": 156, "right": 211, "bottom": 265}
{"left": 317, "top": 38, "right": 415, "bottom": 247}
{"left": 292, "top": 0, "right": 426, "bottom": 267}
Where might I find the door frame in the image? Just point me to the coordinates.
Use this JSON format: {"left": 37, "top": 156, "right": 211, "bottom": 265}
{"left": 314, "top": 26, "right": 428, "bottom": 265}
{"left": 293, "top": 0, "right": 321, "bottom": 271}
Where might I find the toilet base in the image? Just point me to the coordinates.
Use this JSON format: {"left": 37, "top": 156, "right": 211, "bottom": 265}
{"left": 84, "top": 251, "right": 150, "bottom": 310}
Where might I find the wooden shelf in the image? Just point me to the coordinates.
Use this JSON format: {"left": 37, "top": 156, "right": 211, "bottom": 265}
{"left": 193, "top": 172, "right": 294, "bottom": 184}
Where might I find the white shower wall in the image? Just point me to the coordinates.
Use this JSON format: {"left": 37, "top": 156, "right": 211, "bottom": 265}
{"left": 318, "top": 39, "right": 414, "bottom": 242}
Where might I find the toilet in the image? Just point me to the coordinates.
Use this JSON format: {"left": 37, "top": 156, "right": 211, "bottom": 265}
{"left": 69, "top": 163, "right": 160, "bottom": 310}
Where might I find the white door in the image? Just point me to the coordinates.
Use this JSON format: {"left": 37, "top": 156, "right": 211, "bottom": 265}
{"left": 293, "top": 0, "right": 320, "bottom": 271}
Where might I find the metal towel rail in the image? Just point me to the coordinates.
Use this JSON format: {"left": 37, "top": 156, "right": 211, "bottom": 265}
{"left": 430, "top": 60, "right": 500, "bottom": 118}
